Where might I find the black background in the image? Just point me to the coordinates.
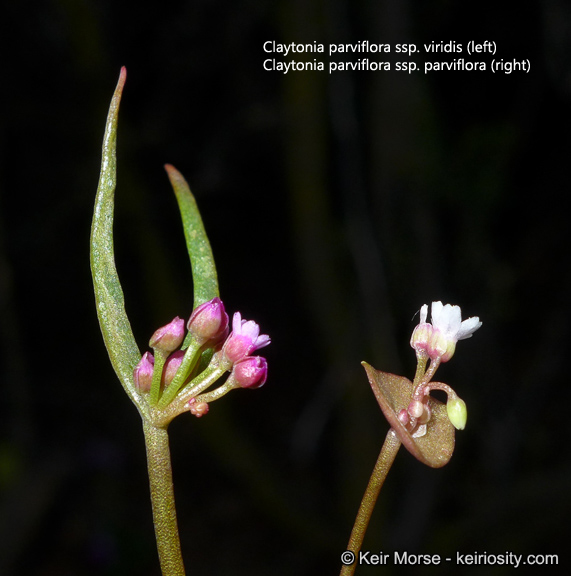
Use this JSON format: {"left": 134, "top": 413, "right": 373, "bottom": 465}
{"left": 1, "top": 1, "right": 569, "bottom": 574}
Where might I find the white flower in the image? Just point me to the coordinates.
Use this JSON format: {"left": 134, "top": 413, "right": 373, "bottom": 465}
{"left": 411, "top": 301, "right": 482, "bottom": 362}
{"left": 431, "top": 301, "right": 481, "bottom": 340}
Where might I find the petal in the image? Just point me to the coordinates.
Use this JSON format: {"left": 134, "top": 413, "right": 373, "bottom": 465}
{"left": 430, "top": 301, "right": 444, "bottom": 325}
{"left": 232, "top": 312, "right": 242, "bottom": 333}
{"left": 419, "top": 304, "right": 428, "bottom": 324}
{"left": 443, "top": 305, "right": 462, "bottom": 338}
{"left": 241, "top": 319, "right": 261, "bottom": 340}
{"left": 254, "top": 334, "right": 271, "bottom": 349}
{"left": 457, "top": 316, "right": 482, "bottom": 340}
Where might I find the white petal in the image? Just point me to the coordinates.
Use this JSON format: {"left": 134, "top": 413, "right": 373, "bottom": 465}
{"left": 254, "top": 334, "right": 271, "bottom": 349}
{"left": 443, "top": 304, "right": 462, "bottom": 337}
{"left": 419, "top": 304, "right": 428, "bottom": 324}
{"left": 430, "top": 301, "right": 444, "bottom": 324}
{"left": 432, "top": 302, "right": 461, "bottom": 337}
{"left": 457, "top": 316, "right": 482, "bottom": 340}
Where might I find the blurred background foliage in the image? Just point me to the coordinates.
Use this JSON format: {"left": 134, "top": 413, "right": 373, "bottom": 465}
{"left": 1, "top": 0, "right": 570, "bottom": 574}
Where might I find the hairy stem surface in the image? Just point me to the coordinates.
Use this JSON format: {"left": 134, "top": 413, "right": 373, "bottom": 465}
{"left": 341, "top": 429, "right": 401, "bottom": 576}
{"left": 143, "top": 420, "right": 186, "bottom": 576}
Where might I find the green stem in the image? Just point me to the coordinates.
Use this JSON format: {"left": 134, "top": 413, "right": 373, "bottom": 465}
{"left": 412, "top": 352, "right": 428, "bottom": 386}
{"left": 160, "top": 361, "right": 226, "bottom": 410}
{"left": 194, "top": 378, "right": 237, "bottom": 404}
{"left": 340, "top": 429, "right": 401, "bottom": 576}
{"left": 158, "top": 340, "right": 203, "bottom": 408}
{"left": 150, "top": 350, "right": 168, "bottom": 406}
{"left": 143, "top": 419, "right": 186, "bottom": 576}
{"left": 415, "top": 357, "right": 441, "bottom": 394}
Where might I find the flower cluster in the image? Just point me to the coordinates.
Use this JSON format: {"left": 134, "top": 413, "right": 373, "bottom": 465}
{"left": 132, "top": 297, "right": 270, "bottom": 416}
{"left": 410, "top": 301, "right": 481, "bottom": 362}
{"left": 405, "top": 301, "right": 481, "bottom": 434}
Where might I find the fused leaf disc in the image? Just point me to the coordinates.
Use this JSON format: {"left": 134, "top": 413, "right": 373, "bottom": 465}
{"left": 362, "top": 362, "right": 455, "bottom": 468}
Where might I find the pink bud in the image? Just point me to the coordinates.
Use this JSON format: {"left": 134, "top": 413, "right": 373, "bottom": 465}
{"left": 407, "top": 399, "right": 424, "bottom": 419}
{"left": 188, "top": 398, "right": 209, "bottom": 417}
{"left": 187, "top": 297, "right": 229, "bottom": 344}
{"left": 232, "top": 356, "right": 268, "bottom": 389}
{"left": 149, "top": 316, "right": 185, "bottom": 353}
{"left": 222, "top": 312, "right": 270, "bottom": 365}
{"left": 397, "top": 409, "right": 410, "bottom": 426}
{"left": 161, "top": 350, "right": 185, "bottom": 388}
{"left": 133, "top": 352, "right": 154, "bottom": 392}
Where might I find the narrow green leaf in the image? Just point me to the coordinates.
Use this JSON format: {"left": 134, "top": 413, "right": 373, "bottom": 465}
{"left": 164, "top": 164, "right": 219, "bottom": 309}
{"left": 90, "top": 67, "right": 142, "bottom": 407}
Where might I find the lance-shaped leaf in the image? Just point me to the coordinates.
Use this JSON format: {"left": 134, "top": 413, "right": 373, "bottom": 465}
{"left": 90, "top": 68, "right": 142, "bottom": 408}
{"left": 165, "top": 165, "right": 219, "bottom": 351}
{"left": 362, "top": 362, "right": 455, "bottom": 468}
{"left": 164, "top": 164, "right": 219, "bottom": 310}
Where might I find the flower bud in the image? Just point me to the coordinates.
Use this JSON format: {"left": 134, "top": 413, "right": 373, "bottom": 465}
{"left": 410, "top": 322, "right": 433, "bottom": 353}
{"left": 232, "top": 356, "right": 268, "bottom": 389}
{"left": 187, "top": 297, "right": 229, "bottom": 344}
{"left": 410, "top": 304, "right": 432, "bottom": 353}
{"left": 133, "top": 352, "right": 154, "bottom": 392}
{"left": 397, "top": 409, "right": 410, "bottom": 426}
{"left": 446, "top": 396, "right": 467, "bottom": 430}
{"left": 161, "top": 350, "right": 185, "bottom": 388}
{"left": 149, "top": 316, "right": 185, "bottom": 353}
{"left": 408, "top": 399, "right": 424, "bottom": 419}
{"left": 188, "top": 398, "right": 209, "bottom": 418}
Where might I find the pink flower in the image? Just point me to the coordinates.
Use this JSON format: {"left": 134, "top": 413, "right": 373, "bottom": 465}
{"left": 232, "top": 356, "right": 268, "bottom": 389}
{"left": 149, "top": 316, "right": 185, "bottom": 353}
{"left": 222, "top": 312, "right": 270, "bottom": 365}
{"left": 133, "top": 351, "right": 154, "bottom": 392}
{"left": 187, "top": 297, "right": 229, "bottom": 345}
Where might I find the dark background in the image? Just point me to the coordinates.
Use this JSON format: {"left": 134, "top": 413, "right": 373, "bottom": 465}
{"left": 1, "top": 1, "right": 569, "bottom": 574}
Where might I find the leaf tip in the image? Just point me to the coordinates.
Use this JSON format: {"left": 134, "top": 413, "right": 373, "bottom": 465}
{"left": 164, "top": 163, "right": 183, "bottom": 185}
{"left": 164, "top": 164, "right": 195, "bottom": 202}
{"left": 114, "top": 67, "right": 127, "bottom": 98}
{"left": 361, "top": 361, "right": 376, "bottom": 380}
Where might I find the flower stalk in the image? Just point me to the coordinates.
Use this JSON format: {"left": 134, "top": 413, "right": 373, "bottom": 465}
{"left": 143, "top": 420, "right": 186, "bottom": 576}
{"left": 157, "top": 339, "right": 203, "bottom": 408}
{"left": 340, "top": 429, "right": 401, "bottom": 576}
{"left": 150, "top": 350, "right": 168, "bottom": 406}
{"left": 91, "top": 69, "right": 270, "bottom": 575}
{"left": 341, "top": 302, "right": 481, "bottom": 574}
